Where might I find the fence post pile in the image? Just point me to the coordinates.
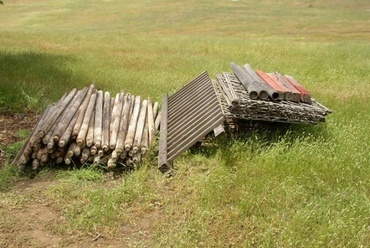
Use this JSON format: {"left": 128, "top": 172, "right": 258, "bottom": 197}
{"left": 13, "top": 84, "right": 161, "bottom": 170}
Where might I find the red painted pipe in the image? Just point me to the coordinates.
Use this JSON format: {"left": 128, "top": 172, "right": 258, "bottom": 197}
{"left": 256, "top": 70, "right": 288, "bottom": 94}
{"left": 284, "top": 75, "right": 312, "bottom": 104}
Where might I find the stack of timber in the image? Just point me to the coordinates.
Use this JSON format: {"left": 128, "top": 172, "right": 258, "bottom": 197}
{"left": 13, "top": 85, "right": 161, "bottom": 170}
{"left": 213, "top": 63, "right": 332, "bottom": 127}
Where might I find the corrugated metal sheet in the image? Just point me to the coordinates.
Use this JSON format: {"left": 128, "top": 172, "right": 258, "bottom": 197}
{"left": 158, "top": 71, "right": 224, "bottom": 172}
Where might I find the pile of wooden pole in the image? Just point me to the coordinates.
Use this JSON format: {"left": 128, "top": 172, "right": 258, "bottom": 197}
{"left": 13, "top": 85, "right": 161, "bottom": 170}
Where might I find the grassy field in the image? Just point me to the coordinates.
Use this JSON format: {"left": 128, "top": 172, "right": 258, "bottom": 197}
{"left": 1, "top": 0, "right": 370, "bottom": 247}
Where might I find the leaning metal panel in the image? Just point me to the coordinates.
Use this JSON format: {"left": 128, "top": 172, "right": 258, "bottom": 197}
{"left": 158, "top": 71, "right": 225, "bottom": 172}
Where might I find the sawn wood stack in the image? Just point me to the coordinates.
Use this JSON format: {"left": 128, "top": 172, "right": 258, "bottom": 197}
{"left": 14, "top": 85, "right": 161, "bottom": 170}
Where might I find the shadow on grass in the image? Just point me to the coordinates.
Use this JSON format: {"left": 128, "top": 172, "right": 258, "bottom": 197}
{"left": 0, "top": 51, "right": 87, "bottom": 112}
{"left": 188, "top": 121, "right": 331, "bottom": 167}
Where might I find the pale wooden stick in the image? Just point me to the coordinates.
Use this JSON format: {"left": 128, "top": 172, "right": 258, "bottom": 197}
{"left": 107, "top": 158, "right": 116, "bottom": 169}
{"left": 72, "top": 84, "right": 94, "bottom": 139}
{"left": 115, "top": 94, "right": 132, "bottom": 154}
{"left": 67, "top": 142, "right": 77, "bottom": 158}
{"left": 102, "top": 91, "right": 111, "bottom": 152}
{"left": 133, "top": 152, "right": 142, "bottom": 164}
{"left": 59, "top": 108, "right": 80, "bottom": 148}
{"left": 53, "top": 88, "right": 88, "bottom": 142}
{"left": 124, "top": 95, "right": 141, "bottom": 151}
{"left": 147, "top": 98, "right": 156, "bottom": 146}
{"left": 43, "top": 111, "right": 64, "bottom": 146}
{"left": 64, "top": 156, "right": 72, "bottom": 165}
{"left": 32, "top": 159, "right": 40, "bottom": 170}
{"left": 109, "top": 92, "right": 124, "bottom": 150}
{"left": 74, "top": 145, "right": 81, "bottom": 156}
{"left": 77, "top": 91, "right": 97, "bottom": 147}
{"left": 94, "top": 90, "right": 104, "bottom": 148}
{"left": 55, "top": 156, "right": 63, "bottom": 164}
{"left": 132, "top": 99, "right": 148, "bottom": 153}
{"left": 155, "top": 110, "right": 161, "bottom": 131}
{"left": 90, "top": 145, "right": 97, "bottom": 156}
{"left": 80, "top": 147, "right": 90, "bottom": 164}
{"left": 153, "top": 101, "right": 159, "bottom": 120}
{"left": 16, "top": 104, "right": 53, "bottom": 165}
{"left": 141, "top": 112, "right": 149, "bottom": 155}
{"left": 86, "top": 111, "right": 95, "bottom": 147}
{"left": 93, "top": 155, "right": 100, "bottom": 164}
{"left": 37, "top": 88, "right": 77, "bottom": 139}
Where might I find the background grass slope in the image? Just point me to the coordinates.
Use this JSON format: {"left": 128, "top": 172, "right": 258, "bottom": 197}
{"left": 0, "top": 0, "right": 369, "bottom": 247}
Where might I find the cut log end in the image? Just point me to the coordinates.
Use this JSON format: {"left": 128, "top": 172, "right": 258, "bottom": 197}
{"left": 58, "top": 139, "right": 67, "bottom": 148}
{"left": 107, "top": 159, "right": 116, "bottom": 169}
{"left": 124, "top": 144, "right": 131, "bottom": 152}
{"left": 132, "top": 146, "right": 139, "bottom": 154}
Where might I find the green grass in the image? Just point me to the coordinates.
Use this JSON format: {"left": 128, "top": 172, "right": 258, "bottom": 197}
{"left": 0, "top": 0, "right": 370, "bottom": 246}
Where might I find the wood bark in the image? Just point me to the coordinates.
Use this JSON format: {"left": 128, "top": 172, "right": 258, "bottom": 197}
{"left": 153, "top": 101, "right": 159, "bottom": 120}
{"left": 155, "top": 111, "right": 161, "bottom": 131}
{"left": 72, "top": 85, "right": 95, "bottom": 139}
{"left": 102, "top": 91, "right": 111, "bottom": 152}
{"left": 94, "top": 90, "right": 104, "bottom": 148}
{"left": 86, "top": 111, "right": 95, "bottom": 147}
{"left": 109, "top": 92, "right": 124, "bottom": 150}
{"left": 147, "top": 98, "right": 156, "bottom": 146}
{"left": 141, "top": 112, "right": 149, "bottom": 154}
{"left": 115, "top": 94, "right": 132, "bottom": 154}
{"left": 133, "top": 100, "right": 147, "bottom": 154}
{"left": 124, "top": 95, "right": 141, "bottom": 151}
{"left": 59, "top": 107, "right": 80, "bottom": 148}
{"left": 53, "top": 88, "right": 88, "bottom": 142}
{"left": 77, "top": 91, "right": 97, "bottom": 147}
{"left": 37, "top": 88, "right": 77, "bottom": 139}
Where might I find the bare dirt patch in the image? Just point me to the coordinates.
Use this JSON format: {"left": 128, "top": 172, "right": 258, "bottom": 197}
{"left": 0, "top": 110, "right": 161, "bottom": 247}
{"left": 1, "top": 180, "right": 162, "bottom": 247}
{"left": 0, "top": 110, "right": 39, "bottom": 167}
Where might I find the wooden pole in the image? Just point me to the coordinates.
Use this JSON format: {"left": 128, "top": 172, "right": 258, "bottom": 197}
{"left": 43, "top": 109, "right": 64, "bottom": 147}
{"left": 109, "top": 92, "right": 124, "bottom": 150}
{"left": 13, "top": 104, "right": 53, "bottom": 167}
{"left": 102, "top": 91, "right": 111, "bottom": 152}
{"left": 77, "top": 91, "right": 97, "bottom": 147}
{"left": 67, "top": 142, "right": 77, "bottom": 158}
{"left": 115, "top": 94, "right": 132, "bottom": 154}
{"left": 147, "top": 98, "right": 156, "bottom": 146}
{"left": 72, "top": 85, "right": 95, "bottom": 139}
{"left": 141, "top": 113, "right": 149, "bottom": 154}
{"left": 155, "top": 111, "right": 161, "bottom": 131}
{"left": 94, "top": 90, "right": 104, "bottom": 148}
{"left": 52, "top": 88, "right": 88, "bottom": 142}
{"left": 86, "top": 111, "right": 95, "bottom": 147}
{"left": 124, "top": 95, "right": 141, "bottom": 151}
{"left": 80, "top": 147, "right": 90, "bottom": 164}
{"left": 153, "top": 101, "right": 159, "bottom": 120}
{"left": 133, "top": 99, "right": 148, "bottom": 154}
{"left": 37, "top": 88, "right": 77, "bottom": 139}
{"left": 58, "top": 107, "right": 80, "bottom": 148}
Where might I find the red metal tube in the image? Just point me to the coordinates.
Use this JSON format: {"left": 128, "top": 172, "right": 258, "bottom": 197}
{"left": 284, "top": 75, "right": 312, "bottom": 104}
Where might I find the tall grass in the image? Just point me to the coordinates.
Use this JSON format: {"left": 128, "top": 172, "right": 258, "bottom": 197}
{"left": 0, "top": 0, "right": 369, "bottom": 246}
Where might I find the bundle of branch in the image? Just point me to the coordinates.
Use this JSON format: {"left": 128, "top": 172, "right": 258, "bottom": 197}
{"left": 13, "top": 85, "right": 161, "bottom": 170}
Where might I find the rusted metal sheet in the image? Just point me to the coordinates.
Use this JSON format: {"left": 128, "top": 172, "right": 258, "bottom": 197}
{"left": 158, "top": 71, "right": 224, "bottom": 172}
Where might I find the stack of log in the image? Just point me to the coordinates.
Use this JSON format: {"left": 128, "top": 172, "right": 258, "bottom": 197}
{"left": 13, "top": 85, "right": 161, "bottom": 170}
